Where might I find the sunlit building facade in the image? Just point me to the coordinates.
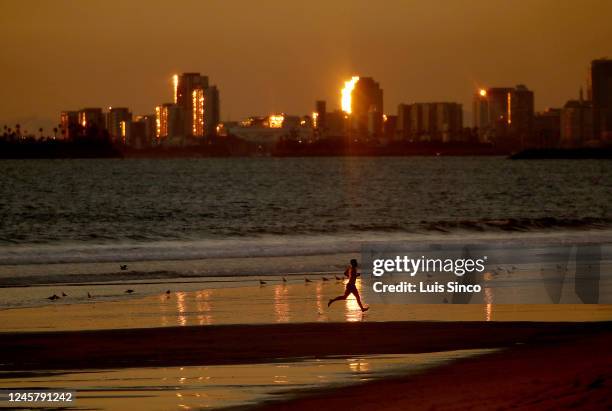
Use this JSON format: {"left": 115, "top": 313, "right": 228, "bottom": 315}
{"left": 473, "top": 85, "right": 533, "bottom": 146}
{"left": 176, "top": 73, "right": 208, "bottom": 138}
{"left": 155, "top": 103, "right": 184, "bottom": 141}
{"left": 77, "top": 108, "right": 105, "bottom": 130}
{"left": 191, "top": 88, "right": 205, "bottom": 137}
{"left": 107, "top": 107, "right": 132, "bottom": 144}
{"left": 341, "top": 76, "right": 384, "bottom": 138}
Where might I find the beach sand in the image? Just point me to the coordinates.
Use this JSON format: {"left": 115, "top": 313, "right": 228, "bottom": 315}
{"left": 251, "top": 330, "right": 612, "bottom": 411}
{"left": 0, "top": 322, "right": 610, "bottom": 410}
{"left": 1, "top": 280, "right": 611, "bottom": 409}
{"left": 2, "top": 281, "right": 612, "bottom": 331}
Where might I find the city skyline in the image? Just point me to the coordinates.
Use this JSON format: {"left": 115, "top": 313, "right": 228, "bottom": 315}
{"left": 1, "top": 0, "right": 612, "bottom": 132}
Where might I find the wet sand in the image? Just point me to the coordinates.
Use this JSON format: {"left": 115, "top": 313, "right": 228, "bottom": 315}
{"left": 2, "top": 282, "right": 612, "bottom": 331}
{"left": 1, "top": 321, "right": 610, "bottom": 371}
{"left": 251, "top": 331, "right": 612, "bottom": 411}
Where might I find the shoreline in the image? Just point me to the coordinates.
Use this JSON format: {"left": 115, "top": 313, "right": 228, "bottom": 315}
{"left": 248, "top": 331, "right": 612, "bottom": 411}
{"left": 1, "top": 321, "right": 610, "bottom": 371}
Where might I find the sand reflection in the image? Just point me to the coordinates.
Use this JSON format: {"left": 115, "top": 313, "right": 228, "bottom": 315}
{"left": 195, "top": 290, "right": 213, "bottom": 325}
{"left": 483, "top": 271, "right": 494, "bottom": 321}
{"left": 176, "top": 291, "right": 187, "bottom": 326}
{"left": 344, "top": 280, "right": 364, "bottom": 322}
{"left": 273, "top": 285, "right": 290, "bottom": 323}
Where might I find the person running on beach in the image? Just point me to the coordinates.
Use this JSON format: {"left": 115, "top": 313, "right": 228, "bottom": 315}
{"left": 328, "top": 259, "right": 369, "bottom": 312}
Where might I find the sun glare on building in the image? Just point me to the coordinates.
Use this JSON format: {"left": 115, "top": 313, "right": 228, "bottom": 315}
{"left": 341, "top": 76, "right": 359, "bottom": 114}
{"left": 479, "top": 88, "right": 487, "bottom": 97}
{"left": 172, "top": 74, "right": 179, "bottom": 104}
{"left": 268, "top": 114, "right": 285, "bottom": 128}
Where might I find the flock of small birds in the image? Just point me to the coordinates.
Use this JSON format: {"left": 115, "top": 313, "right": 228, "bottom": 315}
{"left": 45, "top": 264, "right": 175, "bottom": 301}
{"left": 258, "top": 275, "right": 345, "bottom": 286}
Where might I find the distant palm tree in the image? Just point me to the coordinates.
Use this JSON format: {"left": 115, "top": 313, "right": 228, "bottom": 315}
{"left": 52, "top": 127, "right": 58, "bottom": 139}
{"left": 39, "top": 127, "right": 44, "bottom": 139}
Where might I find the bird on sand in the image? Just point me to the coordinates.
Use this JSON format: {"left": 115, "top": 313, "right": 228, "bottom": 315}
{"left": 47, "top": 294, "right": 60, "bottom": 301}
{"left": 120, "top": 265, "right": 128, "bottom": 271}
{"left": 125, "top": 289, "right": 134, "bottom": 294}
{"left": 259, "top": 280, "right": 267, "bottom": 285}
{"left": 282, "top": 277, "right": 287, "bottom": 282}
{"left": 87, "top": 292, "right": 93, "bottom": 299}
{"left": 166, "top": 290, "right": 171, "bottom": 295}
{"left": 62, "top": 292, "right": 67, "bottom": 297}
{"left": 304, "top": 278, "right": 312, "bottom": 283}
{"left": 322, "top": 277, "right": 329, "bottom": 281}
{"left": 335, "top": 275, "right": 342, "bottom": 281}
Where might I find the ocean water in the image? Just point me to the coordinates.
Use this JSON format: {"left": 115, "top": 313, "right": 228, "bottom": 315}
{"left": 0, "top": 157, "right": 610, "bottom": 291}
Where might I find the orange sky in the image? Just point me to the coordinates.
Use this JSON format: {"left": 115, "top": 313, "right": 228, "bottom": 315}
{"left": 1, "top": 0, "right": 611, "bottom": 131}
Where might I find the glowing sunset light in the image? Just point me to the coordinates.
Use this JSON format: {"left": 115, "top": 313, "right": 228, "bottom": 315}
{"left": 341, "top": 76, "right": 359, "bottom": 114}
{"left": 479, "top": 88, "right": 487, "bottom": 97}
{"left": 268, "top": 114, "right": 284, "bottom": 128}
{"left": 172, "top": 74, "right": 179, "bottom": 103}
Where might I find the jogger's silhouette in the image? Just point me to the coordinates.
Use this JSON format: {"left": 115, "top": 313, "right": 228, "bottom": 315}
{"left": 328, "top": 259, "right": 369, "bottom": 312}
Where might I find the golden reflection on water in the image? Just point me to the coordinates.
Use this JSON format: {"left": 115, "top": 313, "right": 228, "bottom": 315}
{"left": 159, "top": 294, "right": 170, "bottom": 327}
{"left": 273, "top": 285, "right": 290, "bottom": 323}
{"left": 195, "top": 290, "right": 213, "bottom": 325}
{"left": 483, "top": 272, "right": 494, "bottom": 321}
{"left": 344, "top": 280, "right": 364, "bottom": 322}
{"left": 315, "top": 282, "right": 328, "bottom": 321}
{"left": 176, "top": 292, "right": 187, "bottom": 326}
{"left": 348, "top": 358, "right": 370, "bottom": 373}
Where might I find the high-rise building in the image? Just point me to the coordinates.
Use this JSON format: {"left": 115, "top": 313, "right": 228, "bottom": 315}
{"left": 341, "top": 76, "right": 383, "bottom": 138}
{"left": 78, "top": 108, "right": 105, "bottom": 129}
{"left": 534, "top": 108, "right": 561, "bottom": 148}
{"left": 508, "top": 85, "right": 535, "bottom": 147}
{"left": 175, "top": 73, "right": 208, "bottom": 137}
{"left": 107, "top": 107, "right": 132, "bottom": 144}
{"left": 315, "top": 100, "right": 327, "bottom": 132}
{"left": 191, "top": 88, "right": 205, "bottom": 137}
{"left": 588, "top": 59, "right": 612, "bottom": 140}
{"left": 155, "top": 103, "right": 184, "bottom": 141}
{"left": 561, "top": 98, "right": 593, "bottom": 147}
{"left": 383, "top": 114, "right": 397, "bottom": 140}
{"left": 132, "top": 114, "right": 156, "bottom": 148}
{"left": 397, "top": 102, "right": 462, "bottom": 142}
{"left": 171, "top": 72, "right": 220, "bottom": 138}
{"left": 473, "top": 85, "right": 533, "bottom": 146}
{"left": 204, "top": 86, "right": 220, "bottom": 137}
{"left": 60, "top": 111, "right": 79, "bottom": 140}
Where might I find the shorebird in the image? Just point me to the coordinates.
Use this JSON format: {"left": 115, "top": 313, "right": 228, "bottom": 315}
{"left": 282, "top": 277, "right": 287, "bottom": 282}
{"left": 87, "top": 292, "right": 93, "bottom": 299}
{"left": 125, "top": 289, "right": 134, "bottom": 294}
{"left": 304, "top": 278, "right": 312, "bottom": 283}
{"left": 47, "top": 294, "right": 60, "bottom": 301}
{"left": 322, "top": 277, "right": 329, "bottom": 281}
{"left": 165, "top": 290, "right": 171, "bottom": 295}
{"left": 335, "top": 275, "right": 342, "bottom": 281}
{"left": 120, "top": 265, "right": 128, "bottom": 271}
{"left": 259, "top": 280, "right": 266, "bottom": 285}
{"left": 61, "top": 292, "right": 67, "bottom": 297}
